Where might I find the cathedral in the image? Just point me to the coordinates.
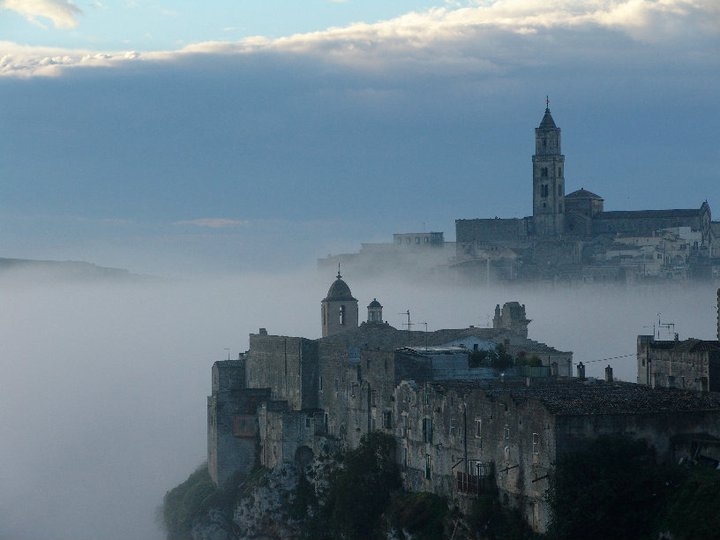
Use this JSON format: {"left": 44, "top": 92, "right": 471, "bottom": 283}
{"left": 321, "top": 105, "right": 716, "bottom": 283}
{"left": 456, "top": 105, "right": 714, "bottom": 282}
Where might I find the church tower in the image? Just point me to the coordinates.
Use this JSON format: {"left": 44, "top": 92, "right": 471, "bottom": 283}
{"left": 321, "top": 271, "right": 359, "bottom": 337}
{"left": 532, "top": 101, "right": 565, "bottom": 237}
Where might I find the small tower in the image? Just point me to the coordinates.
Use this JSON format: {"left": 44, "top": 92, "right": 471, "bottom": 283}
{"left": 367, "top": 298, "right": 383, "bottom": 324}
{"left": 321, "top": 271, "right": 359, "bottom": 337}
{"left": 532, "top": 99, "right": 565, "bottom": 237}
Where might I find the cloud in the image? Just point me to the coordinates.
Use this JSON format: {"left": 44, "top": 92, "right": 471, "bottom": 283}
{"left": 174, "top": 218, "right": 249, "bottom": 229}
{"left": 2, "top": 0, "right": 82, "bottom": 29}
{"left": 0, "top": 0, "right": 718, "bottom": 77}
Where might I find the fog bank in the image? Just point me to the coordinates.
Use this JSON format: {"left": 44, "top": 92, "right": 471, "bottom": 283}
{"left": 0, "top": 271, "right": 714, "bottom": 539}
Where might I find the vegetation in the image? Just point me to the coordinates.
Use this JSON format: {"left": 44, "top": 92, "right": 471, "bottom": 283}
{"left": 469, "top": 344, "right": 515, "bottom": 371}
{"left": 161, "top": 464, "right": 255, "bottom": 540}
{"left": 161, "top": 465, "right": 217, "bottom": 540}
{"left": 388, "top": 492, "right": 449, "bottom": 540}
{"left": 662, "top": 466, "right": 720, "bottom": 539}
{"left": 468, "top": 476, "right": 539, "bottom": 540}
{"left": 164, "top": 435, "right": 720, "bottom": 540}
{"left": 302, "top": 431, "right": 402, "bottom": 539}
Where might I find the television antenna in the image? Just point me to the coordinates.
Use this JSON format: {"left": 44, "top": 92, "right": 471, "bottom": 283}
{"left": 399, "top": 310, "right": 413, "bottom": 330}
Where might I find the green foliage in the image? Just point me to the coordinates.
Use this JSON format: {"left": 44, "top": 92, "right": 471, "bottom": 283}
{"left": 470, "top": 344, "right": 515, "bottom": 371}
{"left": 469, "top": 349, "right": 490, "bottom": 367}
{"left": 161, "top": 464, "right": 249, "bottom": 540}
{"left": 663, "top": 466, "right": 720, "bottom": 539}
{"left": 490, "top": 344, "right": 514, "bottom": 371}
{"left": 161, "top": 465, "right": 216, "bottom": 540}
{"left": 306, "top": 431, "right": 401, "bottom": 540}
{"left": 388, "top": 492, "right": 448, "bottom": 540}
{"left": 290, "top": 471, "right": 318, "bottom": 521}
{"left": 468, "top": 477, "right": 538, "bottom": 540}
{"left": 548, "top": 435, "right": 670, "bottom": 540}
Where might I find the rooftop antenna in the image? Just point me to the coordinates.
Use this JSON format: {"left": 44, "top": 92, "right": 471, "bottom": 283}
{"left": 399, "top": 310, "right": 413, "bottom": 331}
{"left": 546, "top": 95, "right": 550, "bottom": 110}
{"left": 656, "top": 313, "right": 676, "bottom": 340}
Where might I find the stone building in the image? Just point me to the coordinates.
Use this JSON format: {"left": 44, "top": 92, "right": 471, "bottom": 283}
{"left": 208, "top": 275, "right": 720, "bottom": 532}
{"left": 454, "top": 106, "right": 715, "bottom": 282}
{"left": 320, "top": 106, "right": 717, "bottom": 283}
{"left": 636, "top": 288, "right": 720, "bottom": 393}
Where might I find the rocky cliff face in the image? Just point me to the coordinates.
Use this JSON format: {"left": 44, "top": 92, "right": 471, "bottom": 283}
{"left": 191, "top": 459, "right": 336, "bottom": 540}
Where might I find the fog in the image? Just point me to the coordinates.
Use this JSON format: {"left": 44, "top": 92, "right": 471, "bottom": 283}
{"left": 0, "top": 268, "right": 715, "bottom": 540}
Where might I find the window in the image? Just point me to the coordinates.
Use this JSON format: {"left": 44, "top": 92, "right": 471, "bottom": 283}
{"left": 415, "top": 237, "right": 421, "bottom": 244}
{"left": 532, "top": 432, "right": 540, "bottom": 455}
{"left": 383, "top": 410, "right": 392, "bottom": 429}
{"left": 403, "top": 446, "right": 408, "bottom": 469}
{"left": 504, "top": 425, "right": 510, "bottom": 441}
{"left": 475, "top": 418, "right": 482, "bottom": 438}
{"left": 339, "top": 305, "right": 345, "bottom": 325}
{"left": 319, "top": 375, "right": 323, "bottom": 391}
{"left": 305, "top": 417, "right": 311, "bottom": 429}
{"left": 541, "top": 167, "right": 548, "bottom": 177}
{"left": 423, "top": 418, "right": 433, "bottom": 443}
{"left": 425, "top": 454, "right": 431, "bottom": 479}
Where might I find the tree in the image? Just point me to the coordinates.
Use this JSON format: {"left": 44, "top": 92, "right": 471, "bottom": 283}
{"left": 548, "top": 435, "right": 669, "bottom": 540}
{"left": 320, "top": 432, "right": 401, "bottom": 539}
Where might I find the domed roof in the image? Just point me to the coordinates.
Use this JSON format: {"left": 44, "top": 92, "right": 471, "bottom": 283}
{"left": 323, "top": 272, "right": 357, "bottom": 302}
{"left": 368, "top": 298, "right": 382, "bottom": 308}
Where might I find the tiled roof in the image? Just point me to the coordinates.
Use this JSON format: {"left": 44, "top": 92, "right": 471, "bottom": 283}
{"left": 432, "top": 379, "right": 720, "bottom": 416}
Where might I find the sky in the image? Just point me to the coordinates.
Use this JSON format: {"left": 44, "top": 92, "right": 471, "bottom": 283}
{"left": 0, "top": 0, "right": 717, "bottom": 275}
{"left": 0, "top": 3, "right": 719, "bottom": 538}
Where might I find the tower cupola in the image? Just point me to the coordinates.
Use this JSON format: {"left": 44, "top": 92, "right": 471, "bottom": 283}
{"left": 321, "top": 271, "right": 359, "bottom": 337}
{"left": 367, "top": 298, "right": 383, "bottom": 324}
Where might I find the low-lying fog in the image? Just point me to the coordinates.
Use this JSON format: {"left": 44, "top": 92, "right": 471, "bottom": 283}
{"left": 0, "top": 269, "right": 715, "bottom": 540}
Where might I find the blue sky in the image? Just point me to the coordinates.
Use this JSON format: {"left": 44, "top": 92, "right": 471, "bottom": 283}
{"left": 0, "top": 0, "right": 719, "bottom": 275}
{"left": 1, "top": 0, "right": 439, "bottom": 49}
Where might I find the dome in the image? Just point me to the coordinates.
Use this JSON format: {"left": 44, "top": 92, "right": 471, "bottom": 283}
{"left": 368, "top": 298, "right": 382, "bottom": 308}
{"left": 324, "top": 273, "right": 357, "bottom": 302}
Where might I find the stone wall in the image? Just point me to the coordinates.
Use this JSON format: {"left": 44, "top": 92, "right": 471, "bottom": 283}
{"left": 246, "top": 333, "right": 319, "bottom": 410}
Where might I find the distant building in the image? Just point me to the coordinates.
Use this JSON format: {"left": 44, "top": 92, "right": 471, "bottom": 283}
{"left": 208, "top": 275, "right": 720, "bottom": 532}
{"left": 636, "top": 288, "right": 720, "bottom": 392}
{"left": 320, "top": 106, "right": 718, "bottom": 283}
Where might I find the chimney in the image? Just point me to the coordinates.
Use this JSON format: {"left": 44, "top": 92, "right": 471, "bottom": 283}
{"left": 605, "top": 365, "right": 614, "bottom": 383}
{"left": 577, "top": 362, "right": 586, "bottom": 380}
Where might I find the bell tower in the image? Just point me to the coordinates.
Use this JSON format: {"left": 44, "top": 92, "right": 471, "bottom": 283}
{"left": 321, "top": 271, "right": 359, "bottom": 337}
{"left": 532, "top": 98, "right": 565, "bottom": 237}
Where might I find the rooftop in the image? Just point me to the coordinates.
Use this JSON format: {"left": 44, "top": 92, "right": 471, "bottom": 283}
{"left": 432, "top": 379, "right": 720, "bottom": 416}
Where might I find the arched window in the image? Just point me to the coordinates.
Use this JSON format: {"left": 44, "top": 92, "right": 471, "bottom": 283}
{"left": 339, "top": 305, "right": 345, "bottom": 325}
